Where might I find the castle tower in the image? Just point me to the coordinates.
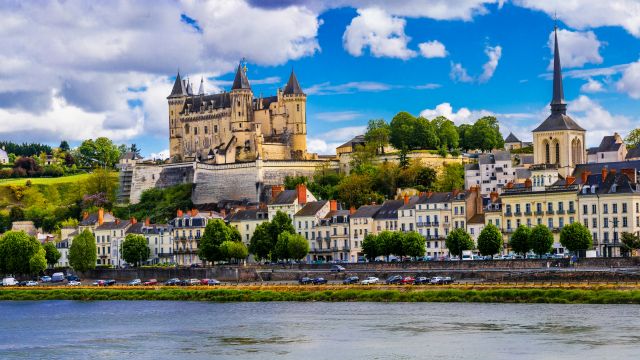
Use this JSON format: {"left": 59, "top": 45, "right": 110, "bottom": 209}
{"left": 167, "top": 71, "right": 188, "bottom": 161}
{"left": 532, "top": 26, "right": 585, "bottom": 178}
{"left": 230, "top": 62, "right": 255, "bottom": 159}
{"left": 282, "top": 69, "right": 307, "bottom": 159}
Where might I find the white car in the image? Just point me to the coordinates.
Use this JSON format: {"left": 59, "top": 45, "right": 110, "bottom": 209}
{"left": 25, "top": 281, "right": 38, "bottom": 287}
{"left": 68, "top": 281, "right": 81, "bottom": 286}
{"left": 361, "top": 277, "right": 379, "bottom": 285}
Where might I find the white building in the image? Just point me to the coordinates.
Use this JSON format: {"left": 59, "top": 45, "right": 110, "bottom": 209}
{"left": 464, "top": 151, "right": 515, "bottom": 195}
{"left": 587, "top": 133, "right": 627, "bottom": 164}
{"left": 0, "top": 147, "right": 8, "bottom": 164}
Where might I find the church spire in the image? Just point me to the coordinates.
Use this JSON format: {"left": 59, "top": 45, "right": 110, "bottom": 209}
{"left": 231, "top": 60, "right": 251, "bottom": 90}
{"left": 198, "top": 77, "right": 205, "bottom": 95}
{"left": 168, "top": 71, "right": 187, "bottom": 98}
{"left": 550, "top": 25, "right": 566, "bottom": 115}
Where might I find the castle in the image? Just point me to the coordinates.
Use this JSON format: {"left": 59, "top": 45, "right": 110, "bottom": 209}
{"left": 167, "top": 62, "right": 312, "bottom": 164}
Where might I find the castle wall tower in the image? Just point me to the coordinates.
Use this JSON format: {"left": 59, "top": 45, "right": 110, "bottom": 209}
{"left": 167, "top": 72, "right": 188, "bottom": 161}
{"left": 230, "top": 63, "right": 255, "bottom": 160}
{"left": 282, "top": 70, "right": 307, "bottom": 159}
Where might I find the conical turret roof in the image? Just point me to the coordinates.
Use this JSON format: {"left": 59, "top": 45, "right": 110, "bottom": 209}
{"left": 283, "top": 69, "right": 304, "bottom": 95}
{"left": 168, "top": 71, "right": 187, "bottom": 98}
{"left": 231, "top": 63, "right": 251, "bottom": 90}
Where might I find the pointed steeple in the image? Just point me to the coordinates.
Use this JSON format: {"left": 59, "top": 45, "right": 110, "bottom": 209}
{"left": 283, "top": 69, "right": 304, "bottom": 95}
{"left": 550, "top": 26, "right": 566, "bottom": 115}
{"left": 198, "top": 77, "right": 205, "bottom": 95}
{"left": 186, "top": 78, "right": 193, "bottom": 95}
{"left": 168, "top": 71, "right": 187, "bottom": 98}
{"left": 231, "top": 62, "right": 251, "bottom": 90}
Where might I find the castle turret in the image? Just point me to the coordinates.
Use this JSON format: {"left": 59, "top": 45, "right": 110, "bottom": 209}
{"left": 230, "top": 62, "right": 255, "bottom": 160}
{"left": 167, "top": 71, "right": 188, "bottom": 161}
{"left": 282, "top": 69, "right": 307, "bottom": 159}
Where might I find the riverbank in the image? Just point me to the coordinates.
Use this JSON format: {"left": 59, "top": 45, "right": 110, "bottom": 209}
{"left": 2, "top": 284, "right": 640, "bottom": 304}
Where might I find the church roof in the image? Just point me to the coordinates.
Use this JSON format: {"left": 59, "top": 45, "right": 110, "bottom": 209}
{"left": 283, "top": 70, "right": 304, "bottom": 95}
{"left": 504, "top": 132, "right": 520, "bottom": 143}
{"left": 168, "top": 71, "right": 187, "bottom": 98}
{"left": 532, "top": 113, "right": 585, "bottom": 132}
{"left": 231, "top": 63, "right": 251, "bottom": 90}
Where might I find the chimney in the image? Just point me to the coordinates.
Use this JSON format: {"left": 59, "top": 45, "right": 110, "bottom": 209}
{"left": 191, "top": 208, "right": 198, "bottom": 216}
{"left": 524, "top": 178, "right": 532, "bottom": 188}
{"left": 403, "top": 194, "right": 409, "bottom": 205}
{"left": 581, "top": 171, "right": 591, "bottom": 184}
{"left": 602, "top": 167, "right": 608, "bottom": 180}
{"left": 131, "top": 217, "right": 137, "bottom": 225}
{"left": 271, "top": 185, "right": 284, "bottom": 200}
{"left": 145, "top": 217, "right": 151, "bottom": 226}
{"left": 621, "top": 168, "right": 636, "bottom": 183}
{"left": 565, "top": 176, "right": 576, "bottom": 187}
{"left": 490, "top": 191, "right": 499, "bottom": 203}
{"left": 177, "top": 209, "right": 183, "bottom": 217}
{"left": 296, "top": 183, "right": 307, "bottom": 205}
{"left": 349, "top": 206, "right": 356, "bottom": 215}
{"left": 506, "top": 181, "right": 514, "bottom": 189}
{"left": 610, "top": 168, "right": 617, "bottom": 175}
{"left": 83, "top": 211, "right": 89, "bottom": 220}
{"left": 427, "top": 191, "right": 433, "bottom": 198}
{"left": 98, "top": 208, "right": 104, "bottom": 226}
{"left": 452, "top": 189, "right": 460, "bottom": 197}
{"left": 115, "top": 218, "right": 121, "bottom": 225}
{"left": 187, "top": 210, "right": 192, "bottom": 217}
{"left": 330, "top": 199, "right": 338, "bottom": 211}
{"left": 419, "top": 192, "right": 426, "bottom": 197}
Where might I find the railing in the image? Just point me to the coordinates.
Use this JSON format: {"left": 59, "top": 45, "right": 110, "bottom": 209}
{"left": 546, "top": 210, "right": 555, "bottom": 215}
{"left": 557, "top": 209, "right": 566, "bottom": 215}
{"left": 514, "top": 212, "right": 522, "bottom": 216}
{"left": 535, "top": 211, "right": 544, "bottom": 216}
{"left": 524, "top": 211, "right": 532, "bottom": 216}
{"left": 568, "top": 209, "right": 576, "bottom": 214}
{"left": 505, "top": 212, "right": 513, "bottom": 217}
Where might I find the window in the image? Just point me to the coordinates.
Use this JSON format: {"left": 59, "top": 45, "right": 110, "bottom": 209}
{"left": 515, "top": 204, "right": 521, "bottom": 214}
{"left": 525, "top": 204, "right": 531, "bottom": 213}
{"left": 548, "top": 218, "right": 553, "bottom": 228}
{"left": 506, "top": 205, "right": 512, "bottom": 214}
{"left": 545, "top": 142, "right": 550, "bottom": 163}
{"left": 204, "top": 126, "right": 208, "bottom": 134}
{"left": 548, "top": 202, "right": 553, "bottom": 212}
{"left": 603, "top": 204, "right": 608, "bottom": 214}
{"left": 623, "top": 217, "right": 628, "bottom": 227}
{"left": 194, "top": 127, "right": 198, "bottom": 135}
{"left": 559, "top": 218, "right": 564, "bottom": 228}
{"left": 613, "top": 204, "right": 618, "bottom": 214}
{"left": 558, "top": 202, "right": 564, "bottom": 212}
{"left": 623, "top": 203, "right": 628, "bottom": 213}
{"left": 583, "top": 204, "right": 588, "bottom": 215}
{"left": 537, "top": 203, "right": 543, "bottom": 213}
{"left": 296, "top": 104, "right": 300, "bottom": 111}
{"left": 604, "top": 218, "right": 609, "bottom": 228}
{"left": 592, "top": 218, "right": 597, "bottom": 228}
{"left": 555, "top": 142, "right": 560, "bottom": 163}
{"left": 214, "top": 125, "right": 218, "bottom": 133}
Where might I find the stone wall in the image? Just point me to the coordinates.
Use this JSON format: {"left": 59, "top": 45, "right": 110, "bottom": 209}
{"left": 192, "top": 162, "right": 260, "bottom": 204}
{"left": 128, "top": 163, "right": 195, "bottom": 204}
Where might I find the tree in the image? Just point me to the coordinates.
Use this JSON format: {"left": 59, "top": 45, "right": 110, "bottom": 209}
{"left": 287, "top": 233, "right": 309, "bottom": 261}
{"left": 477, "top": 224, "right": 503, "bottom": 256}
{"left": 0, "top": 231, "right": 43, "bottom": 275}
{"left": 470, "top": 116, "right": 504, "bottom": 152}
{"left": 377, "top": 231, "right": 395, "bottom": 261}
{"left": 414, "top": 117, "right": 439, "bottom": 149}
{"left": 361, "top": 233, "right": 380, "bottom": 261}
{"left": 621, "top": 232, "right": 640, "bottom": 257}
{"left": 364, "top": 119, "right": 390, "bottom": 154}
{"left": 43, "top": 241, "right": 61, "bottom": 268}
{"left": 29, "top": 247, "right": 47, "bottom": 275}
{"left": 529, "top": 225, "right": 554, "bottom": 256}
{"left": 336, "top": 174, "right": 383, "bottom": 208}
{"left": 510, "top": 225, "right": 532, "bottom": 255}
{"left": 121, "top": 234, "right": 150, "bottom": 267}
{"left": 273, "top": 231, "right": 293, "bottom": 261}
{"left": 445, "top": 228, "right": 474, "bottom": 258}
{"left": 433, "top": 116, "right": 459, "bottom": 150}
{"left": 130, "top": 144, "right": 141, "bottom": 156}
{"left": 59, "top": 140, "right": 70, "bottom": 152}
{"left": 249, "top": 222, "right": 273, "bottom": 261}
{"left": 457, "top": 124, "right": 473, "bottom": 151}
{"left": 389, "top": 111, "right": 417, "bottom": 150}
{"left": 199, "top": 219, "right": 238, "bottom": 263}
{"left": 84, "top": 169, "right": 118, "bottom": 207}
{"left": 389, "top": 231, "right": 406, "bottom": 259}
{"left": 435, "top": 163, "right": 464, "bottom": 192}
{"left": 219, "top": 241, "right": 248, "bottom": 263}
{"left": 559, "top": 222, "right": 592, "bottom": 254}
{"left": 77, "top": 137, "right": 121, "bottom": 168}
{"left": 69, "top": 229, "right": 97, "bottom": 272}
{"left": 14, "top": 156, "right": 41, "bottom": 176}
{"left": 269, "top": 211, "right": 295, "bottom": 244}
{"left": 625, "top": 128, "right": 640, "bottom": 149}
{"left": 403, "top": 232, "right": 425, "bottom": 259}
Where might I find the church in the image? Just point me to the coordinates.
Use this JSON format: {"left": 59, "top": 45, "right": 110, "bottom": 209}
{"left": 167, "top": 63, "right": 312, "bottom": 164}
{"left": 531, "top": 26, "right": 586, "bottom": 178}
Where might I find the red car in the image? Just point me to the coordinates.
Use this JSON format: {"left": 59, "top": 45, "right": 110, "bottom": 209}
{"left": 143, "top": 279, "right": 158, "bottom": 286}
{"left": 401, "top": 276, "right": 415, "bottom": 285}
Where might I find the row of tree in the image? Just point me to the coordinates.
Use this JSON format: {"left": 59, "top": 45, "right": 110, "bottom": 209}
{"left": 360, "top": 231, "right": 426, "bottom": 261}
{"left": 0, "top": 231, "right": 58, "bottom": 276}
{"left": 249, "top": 212, "right": 309, "bottom": 262}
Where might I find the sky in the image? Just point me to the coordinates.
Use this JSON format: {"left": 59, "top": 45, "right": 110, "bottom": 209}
{"left": 1, "top": 0, "right": 640, "bottom": 158}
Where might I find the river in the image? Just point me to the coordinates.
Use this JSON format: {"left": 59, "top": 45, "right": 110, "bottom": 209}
{"left": 1, "top": 301, "right": 639, "bottom": 359}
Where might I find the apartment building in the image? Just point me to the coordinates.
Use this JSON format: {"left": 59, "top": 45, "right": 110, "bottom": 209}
{"left": 126, "top": 220, "right": 173, "bottom": 264}
{"left": 294, "top": 200, "right": 330, "bottom": 242}
{"left": 267, "top": 184, "right": 317, "bottom": 220}
{"left": 170, "top": 209, "right": 223, "bottom": 266}
{"left": 94, "top": 218, "right": 132, "bottom": 267}
{"left": 349, "top": 205, "right": 381, "bottom": 249}
{"left": 464, "top": 151, "right": 515, "bottom": 195}
{"left": 227, "top": 208, "right": 269, "bottom": 246}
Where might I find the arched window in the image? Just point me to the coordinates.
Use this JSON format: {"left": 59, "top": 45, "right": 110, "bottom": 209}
{"left": 545, "top": 142, "right": 550, "bottom": 163}
{"left": 555, "top": 142, "right": 560, "bottom": 164}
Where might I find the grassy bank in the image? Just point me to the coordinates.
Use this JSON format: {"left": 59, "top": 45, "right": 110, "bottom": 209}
{"left": 0, "top": 172, "right": 94, "bottom": 186}
{"left": 2, "top": 286, "right": 640, "bottom": 304}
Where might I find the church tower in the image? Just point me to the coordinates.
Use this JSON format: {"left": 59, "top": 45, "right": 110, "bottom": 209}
{"left": 532, "top": 26, "right": 586, "bottom": 178}
{"left": 230, "top": 61, "right": 255, "bottom": 160}
{"left": 167, "top": 71, "right": 188, "bottom": 161}
{"left": 282, "top": 69, "right": 307, "bottom": 159}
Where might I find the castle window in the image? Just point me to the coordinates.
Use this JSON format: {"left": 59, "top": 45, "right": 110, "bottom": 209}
{"left": 238, "top": 112, "right": 241, "bottom": 117}
{"left": 545, "top": 142, "right": 550, "bottom": 163}
{"left": 237, "top": 100, "right": 240, "bottom": 106}
{"left": 204, "top": 126, "right": 208, "bottom": 134}
{"left": 194, "top": 127, "right": 198, "bottom": 135}
{"left": 239, "top": 122, "right": 242, "bottom": 128}
{"left": 185, "top": 124, "right": 190, "bottom": 134}
{"left": 214, "top": 125, "right": 218, "bottom": 133}
{"left": 296, "top": 124, "right": 299, "bottom": 132}
{"left": 297, "top": 104, "right": 300, "bottom": 112}
{"left": 555, "top": 142, "right": 560, "bottom": 163}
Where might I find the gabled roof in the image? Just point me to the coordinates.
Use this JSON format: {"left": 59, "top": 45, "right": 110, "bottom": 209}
{"left": 182, "top": 92, "right": 231, "bottom": 113}
{"left": 283, "top": 70, "right": 304, "bottom": 95}
{"left": 168, "top": 72, "right": 187, "bottom": 98}
{"left": 79, "top": 212, "right": 115, "bottom": 226}
{"left": 468, "top": 214, "right": 485, "bottom": 224}
{"left": 227, "top": 209, "right": 269, "bottom": 222}
{"left": 582, "top": 171, "right": 638, "bottom": 195}
{"left": 120, "top": 151, "right": 142, "bottom": 161}
{"left": 573, "top": 160, "right": 640, "bottom": 182}
{"left": 231, "top": 63, "right": 251, "bottom": 90}
{"left": 351, "top": 205, "right": 381, "bottom": 219}
{"left": 338, "top": 135, "right": 365, "bottom": 149}
{"left": 504, "top": 132, "right": 520, "bottom": 143}
{"left": 373, "top": 200, "right": 405, "bottom": 220}
{"left": 597, "top": 135, "right": 623, "bottom": 152}
{"left": 95, "top": 220, "right": 131, "bottom": 231}
{"left": 295, "top": 201, "right": 328, "bottom": 217}
{"left": 627, "top": 147, "right": 640, "bottom": 159}
{"left": 270, "top": 190, "right": 298, "bottom": 205}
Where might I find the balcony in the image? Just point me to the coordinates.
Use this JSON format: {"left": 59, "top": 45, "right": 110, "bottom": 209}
{"left": 504, "top": 212, "right": 513, "bottom": 217}
{"left": 557, "top": 210, "right": 566, "bottom": 215}
{"left": 514, "top": 212, "right": 522, "bottom": 216}
{"left": 568, "top": 209, "right": 576, "bottom": 214}
{"left": 546, "top": 210, "right": 555, "bottom": 215}
{"left": 431, "top": 222, "right": 440, "bottom": 227}
{"left": 505, "top": 228, "right": 514, "bottom": 233}
{"left": 535, "top": 211, "right": 544, "bottom": 216}
{"left": 524, "top": 211, "right": 532, "bottom": 216}
{"left": 158, "top": 252, "right": 173, "bottom": 258}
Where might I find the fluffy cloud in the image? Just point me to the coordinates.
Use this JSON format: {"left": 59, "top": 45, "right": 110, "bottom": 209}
{"left": 307, "top": 125, "right": 366, "bottom": 154}
{"left": 616, "top": 60, "right": 640, "bottom": 99}
{"left": 343, "top": 8, "right": 416, "bottom": 59}
{"left": 569, "top": 95, "right": 635, "bottom": 146}
{"left": 418, "top": 40, "right": 447, "bottom": 58}
{"left": 580, "top": 78, "right": 605, "bottom": 93}
{"left": 479, "top": 45, "right": 502, "bottom": 82}
{"left": 450, "top": 62, "right": 474, "bottom": 83}
{"left": 515, "top": 0, "right": 640, "bottom": 38}
{"left": 548, "top": 29, "right": 602, "bottom": 69}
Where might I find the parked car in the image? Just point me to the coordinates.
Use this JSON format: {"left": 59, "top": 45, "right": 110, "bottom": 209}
{"left": 401, "top": 276, "right": 415, "bottom": 285}
{"left": 2, "top": 277, "right": 18, "bottom": 286}
{"left": 298, "top": 277, "right": 313, "bottom": 285}
{"left": 342, "top": 276, "right": 359, "bottom": 284}
{"left": 190, "top": 263, "right": 201, "bottom": 268}
{"left": 414, "top": 276, "right": 429, "bottom": 285}
{"left": 40, "top": 276, "right": 52, "bottom": 283}
{"left": 104, "top": 279, "right": 116, "bottom": 286}
{"left": 206, "top": 279, "right": 221, "bottom": 286}
{"left": 25, "top": 280, "right": 38, "bottom": 287}
{"left": 92, "top": 280, "right": 105, "bottom": 286}
{"left": 51, "top": 272, "right": 65, "bottom": 283}
{"left": 67, "top": 281, "right": 81, "bottom": 286}
{"left": 331, "top": 265, "right": 346, "bottom": 272}
{"left": 143, "top": 279, "right": 158, "bottom": 286}
{"left": 442, "top": 277, "right": 454, "bottom": 284}
{"left": 188, "top": 279, "right": 201, "bottom": 286}
{"left": 66, "top": 275, "right": 80, "bottom": 282}
{"left": 164, "top": 278, "right": 180, "bottom": 286}
{"left": 312, "top": 277, "right": 328, "bottom": 285}
{"left": 128, "top": 279, "right": 142, "bottom": 286}
{"left": 429, "top": 277, "right": 443, "bottom": 285}
{"left": 361, "top": 277, "right": 379, "bottom": 285}
{"left": 385, "top": 275, "right": 403, "bottom": 285}
{"left": 178, "top": 279, "right": 191, "bottom": 286}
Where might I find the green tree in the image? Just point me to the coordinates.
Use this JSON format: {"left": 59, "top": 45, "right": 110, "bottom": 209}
{"left": 121, "top": 234, "right": 150, "bottom": 267}
{"left": 415, "top": 166, "right": 437, "bottom": 190}
{"left": 336, "top": 174, "right": 383, "bottom": 208}
{"left": 389, "top": 231, "right": 406, "bottom": 259}
{"left": 199, "top": 219, "right": 238, "bottom": 263}
{"left": 377, "top": 231, "right": 395, "bottom": 261}
{"left": 435, "top": 163, "right": 464, "bottom": 192}
{"left": 415, "top": 117, "right": 439, "bottom": 149}
{"left": 84, "top": 169, "right": 118, "bottom": 207}
{"left": 403, "top": 231, "right": 426, "bottom": 259}
{"left": 364, "top": 119, "right": 391, "bottom": 154}
{"left": 510, "top": 225, "right": 532, "bottom": 255}
{"left": 529, "top": 224, "right": 554, "bottom": 256}
{"left": 269, "top": 211, "right": 295, "bottom": 244}
{"left": 219, "top": 241, "right": 248, "bottom": 263}
{"left": 445, "top": 228, "right": 474, "bottom": 258}
{"left": 470, "top": 116, "right": 504, "bottom": 152}
{"left": 29, "top": 247, "right": 47, "bottom": 275}
{"left": 273, "top": 231, "right": 293, "bottom": 261}
{"left": 389, "top": 111, "right": 417, "bottom": 150}
{"left": 361, "top": 233, "right": 380, "bottom": 261}
{"left": 559, "top": 222, "right": 592, "bottom": 254}
{"left": 0, "top": 231, "right": 43, "bottom": 275}
{"left": 287, "top": 233, "right": 309, "bottom": 260}
{"left": 432, "top": 116, "right": 459, "bottom": 150}
{"left": 77, "top": 137, "right": 122, "bottom": 168}
{"left": 621, "top": 232, "right": 640, "bottom": 257}
{"left": 69, "top": 229, "right": 97, "bottom": 272}
{"left": 249, "top": 222, "right": 273, "bottom": 261}
{"left": 283, "top": 175, "right": 307, "bottom": 190}
{"left": 59, "top": 140, "right": 70, "bottom": 152}
{"left": 477, "top": 224, "right": 503, "bottom": 256}
{"left": 43, "top": 241, "right": 61, "bottom": 268}
{"left": 624, "top": 128, "right": 640, "bottom": 149}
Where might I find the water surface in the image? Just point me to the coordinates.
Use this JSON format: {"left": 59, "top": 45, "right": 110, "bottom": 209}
{"left": 1, "top": 301, "right": 639, "bottom": 359}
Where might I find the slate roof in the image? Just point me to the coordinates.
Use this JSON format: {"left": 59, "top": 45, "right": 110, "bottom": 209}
{"left": 515, "top": 168, "right": 531, "bottom": 179}
{"left": 398, "top": 195, "right": 420, "bottom": 210}
{"left": 572, "top": 160, "right": 640, "bottom": 183}
{"left": 257, "top": 95, "right": 278, "bottom": 109}
{"left": 337, "top": 135, "right": 366, "bottom": 149}
{"left": 627, "top": 147, "right": 640, "bottom": 159}
{"left": 181, "top": 92, "right": 231, "bottom": 113}
{"left": 504, "top": 132, "right": 520, "bottom": 143}
{"left": 532, "top": 113, "right": 585, "bottom": 132}
{"left": 468, "top": 214, "right": 485, "bottom": 224}
{"left": 597, "top": 135, "right": 623, "bottom": 152}
{"left": 520, "top": 154, "right": 534, "bottom": 165}
{"left": 373, "top": 200, "right": 404, "bottom": 220}
{"left": 95, "top": 220, "right": 131, "bottom": 231}
{"left": 120, "top": 151, "right": 142, "bottom": 161}
{"left": 478, "top": 151, "right": 511, "bottom": 165}
{"left": 227, "top": 209, "right": 269, "bottom": 222}
{"left": 79, "top": 212, "right": 115, "bottom": 226}
{"left": 416, "top": 192, "right": 453, "bottom": 204}
{"left": 270, "top": 190, "right": 298, "bottom": 205}
{"left": 465, "top": 163, "right": 480, "bottom": 171}
{"left": 350, "top": 205, "right": 381, "bottom": 219}
{"left": 587, "top": 147, "right": 598, "bottom": 155}
{"left": 168, "top": 72, "right": 187, "bottom": 98}
{"left": 582, "top": 171, "right": 638, "bottom": 195}
{"left": 283, "top": 70, "right": 304, "bottom": 95}
{"left": 231, "top": 63, "right": 251, "bottom": 90}
{"left": 295, "top": 201, "right": 328, "bottom": 217}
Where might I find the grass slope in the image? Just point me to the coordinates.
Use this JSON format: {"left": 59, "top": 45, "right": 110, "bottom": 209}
{"left": 0, "top": 173, "right": 94, "bottom": 186}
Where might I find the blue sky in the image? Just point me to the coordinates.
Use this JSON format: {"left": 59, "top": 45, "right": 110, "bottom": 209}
{"left": 1, "top": 1, "right": 640, "bottom": 157}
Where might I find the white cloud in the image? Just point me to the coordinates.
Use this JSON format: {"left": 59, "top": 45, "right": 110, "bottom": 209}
{"left": 616, "top": 60, "right": 640, "bottom": 99}
{"left": 414, "top": 83, "right": 442, "bottom": 90}
{"left": 450, "top": 62, "right": 474, "bottom": 83}
{"left": 307, "top": 125, "right": 367, "bottom": 155}
{"left": 306, "top": 81, "right": 393, "bottom": 95}
{"left": 420, "top": 102, "right": 490, "bottom": 124}
{"left": 580, "top": 78, "right": 604, "bottom": 93}
{"left": 315, "top": 111, "right": 363, "bottom": 122}
{"left": 479, "top": 45, "right": 502, "bottom": 82}
{"left": 548, "top": 29, "right": 602, "bottom": 69}
{"left": 418, "top": 40, "right": 447, "bottom": 58}
{"left": 568, "top": 95, "right": 635, "bottom": 146}
{"left": 514, "top": 0, "right": 640, "bottom": 37}
{"left": 342, "top": 7, "right": 416, "bottom": 59}
{"left": 147, "top": 149, "right": 170, "bottom": 160}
